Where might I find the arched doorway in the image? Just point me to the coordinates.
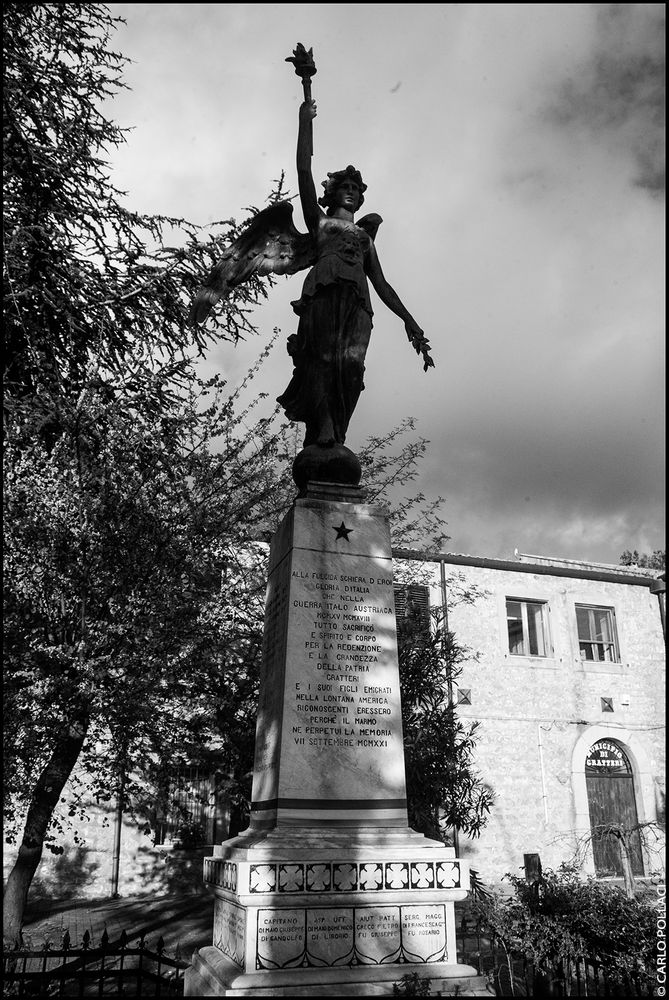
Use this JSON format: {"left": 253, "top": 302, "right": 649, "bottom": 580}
{"left": 585, "top": 739, "right": 644, "bottom": 877}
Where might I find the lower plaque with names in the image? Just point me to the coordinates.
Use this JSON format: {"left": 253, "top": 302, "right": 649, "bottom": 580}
{"left": 400, "top": 905, "right": 448, "bottom": 962}
{"left": 306, "top": 908, "right": 355, "bottom": 966}
{"left": 256, "top": 909, "right": 304, "bottom": 970}
{"left": 252, "top": 903, "right": 451, "bottom": 969}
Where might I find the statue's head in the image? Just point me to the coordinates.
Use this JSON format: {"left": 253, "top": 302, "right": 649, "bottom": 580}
{"left": 319, "top": 165, "right": 367, "bottom": 215}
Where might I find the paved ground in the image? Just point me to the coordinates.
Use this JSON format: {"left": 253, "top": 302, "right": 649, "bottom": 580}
{"left": 21, "top": 889, "right": 215, "bottom": 960}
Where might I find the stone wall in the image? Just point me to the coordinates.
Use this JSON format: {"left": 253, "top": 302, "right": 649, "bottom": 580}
{"left": 396, "top": 555, "right": 666, "bottom": 885}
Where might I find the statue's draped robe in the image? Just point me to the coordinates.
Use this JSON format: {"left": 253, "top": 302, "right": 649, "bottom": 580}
{"left": 277, "top": 216, "right": 373, "bottom": 446}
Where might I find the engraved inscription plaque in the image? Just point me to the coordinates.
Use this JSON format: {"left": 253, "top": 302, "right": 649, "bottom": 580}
{"left": 256, "top": 909, "right": 304, "bottom": 969}
{"left": 355, "top": 906, "right": 402, "bottom": 964}
{"left": 401, "top": 905, "right": 448, "bottom": 962}
{"left": 306, "top": 908, "right": 355, "bottom": 966}
{"left": 213, "top": 899, "right": 246, "bottom": 968}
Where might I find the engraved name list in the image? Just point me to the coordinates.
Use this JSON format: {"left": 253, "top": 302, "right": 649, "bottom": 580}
{"left": 287, "top": 561, "right": 400, "bottom": 751}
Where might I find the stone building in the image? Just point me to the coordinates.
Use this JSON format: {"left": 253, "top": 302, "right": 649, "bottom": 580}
{"left": 393, "top": 548, "right": 666, "bottom": 886}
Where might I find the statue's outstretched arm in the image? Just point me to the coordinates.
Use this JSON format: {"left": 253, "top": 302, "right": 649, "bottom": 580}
{"left": 366, "top": 242, "right": 434, "bottom": 370}
{"left": 297, "top": 100, "right": 321, "bottom": 235}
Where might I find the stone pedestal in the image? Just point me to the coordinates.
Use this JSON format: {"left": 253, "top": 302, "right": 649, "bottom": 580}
{"left": 185, "top": 485, "right": 482, "bottom": 996}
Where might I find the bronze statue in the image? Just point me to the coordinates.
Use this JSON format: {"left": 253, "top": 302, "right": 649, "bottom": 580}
{"left": 190, "top": 44, "right": 433, "bottom": 490}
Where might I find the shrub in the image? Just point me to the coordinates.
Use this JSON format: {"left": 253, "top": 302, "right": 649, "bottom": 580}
{"left": 393, "top": 971, "right": 432, "bottom": 996}
{"left": 474, "top": 863, "right": 656, "bottom": 994}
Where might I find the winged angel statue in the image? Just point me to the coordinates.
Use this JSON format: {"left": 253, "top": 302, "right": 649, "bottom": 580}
{"left": 190, "top": 45, "right": 433, "bottom": 489}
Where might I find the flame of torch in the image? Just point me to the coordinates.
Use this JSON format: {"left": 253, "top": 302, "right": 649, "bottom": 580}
{"left": 286, "top": 43, "right": 317, "bottom": 155}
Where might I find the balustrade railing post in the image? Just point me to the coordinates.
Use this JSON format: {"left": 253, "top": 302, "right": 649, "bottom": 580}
{"left": 476, "top": 917, "right": 484, "bottom": 975}
{"left": 98, "top": 928, "right": 109, "bottom": 997}
{"left": 593, "top": 957, "right": 601, "bottom": 998}
{"left": 60, "top": 930, "right": 71, "bottom": 996}
{"left": 118, "top": 929, "right": 127, "bottom": 996}
{"left": 156, "top": 935, "right": 165, "bottom": 997}
{"left": 136, "top": 932, "right": 145, "bottom": 995}
{"left": 80, "top": 930, "right": 90, "bottom": 999}
{"left": 603, "top": 961, "right": 611, "bottom": 996}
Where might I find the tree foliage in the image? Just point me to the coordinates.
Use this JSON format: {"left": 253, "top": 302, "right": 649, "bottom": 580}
{"left": 2, "top": 345, "right": 300, "bottom": 943}
{"left": 3, "top": 2, "right": 269, "bottom": 405}
{"left": 3, "top": 352, "right": 289, "bottom": 830}
{"left": 397, "top": 607, "right": 494, "bottom": 842}
{"left": 619, "top": 549, "right": 665, "bottom": 571}
{"left": 2, "top": 2, "right": 286, "bottom": 941}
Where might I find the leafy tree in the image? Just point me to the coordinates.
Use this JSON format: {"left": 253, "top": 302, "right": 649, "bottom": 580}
{"left": 3, "top": 3, "right": 263, "bottom": 406}
{"left": 397, "top": 606, "right": 494, "bottom": 842}
{"left": 2, "top": 2, "right": 285, "bottom": 943}
{"left": 360, "top": 419, "right": 449, "bottom": 552}
{"left": 619, "top": 549, "right": 665, "bottom": 571}
{"left": 3, "top": 354, "right": 295, "bottom": 943}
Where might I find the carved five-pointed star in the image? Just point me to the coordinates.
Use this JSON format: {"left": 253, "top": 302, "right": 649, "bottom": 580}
{"left": 333, "top": 521, "right": 353, "bottom": 541}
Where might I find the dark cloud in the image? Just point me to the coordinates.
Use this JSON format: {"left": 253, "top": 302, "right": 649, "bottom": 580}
{"left": 546, "top": 4, "right": 665, "bottom": 195}
{"left": 416, "top": 428, "right": 665, "bottom": 563}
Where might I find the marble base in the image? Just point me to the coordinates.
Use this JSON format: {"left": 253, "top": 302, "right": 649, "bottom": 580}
{"left": 186, "top": 947, "right": 486, "bottom": 995}
{"left": 183, "top": 827, "right": 480, "bottom": 996}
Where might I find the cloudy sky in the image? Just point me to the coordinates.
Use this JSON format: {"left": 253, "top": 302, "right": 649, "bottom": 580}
{"left": 105, "top": 3, "right": 664, "bottom": 565}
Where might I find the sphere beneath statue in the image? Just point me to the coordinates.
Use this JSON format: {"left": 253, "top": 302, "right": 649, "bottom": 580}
{"left": 292, "top": 443, "right": 362, "bottom": 494}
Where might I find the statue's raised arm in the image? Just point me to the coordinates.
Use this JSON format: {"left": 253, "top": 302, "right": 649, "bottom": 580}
{"left": 189, "top": 43, "right": 433, "bottom": 491}
{"left": 286, "top": 44, "right": 320, "bottom": 235}
{"left": 296, "top": 99, "right": 321, "bottom": 235}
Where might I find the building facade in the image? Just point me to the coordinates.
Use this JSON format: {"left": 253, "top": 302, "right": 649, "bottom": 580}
{"left": 393, "top": 549, "right": 666, "bottom": 886}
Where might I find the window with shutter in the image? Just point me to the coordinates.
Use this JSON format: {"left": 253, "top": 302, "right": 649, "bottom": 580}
{"left": 394, "top": 584, "right": 430, "bottom": 634}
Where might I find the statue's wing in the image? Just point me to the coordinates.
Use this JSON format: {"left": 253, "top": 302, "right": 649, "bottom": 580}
{"left": 356, "top": 213, "right": 383, "bottom": 242}
{"left": 189, "top": 201, "right": 315, "bottom": 325}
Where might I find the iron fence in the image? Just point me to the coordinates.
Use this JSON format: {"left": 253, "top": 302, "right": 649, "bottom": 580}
{"left": 457, "top": 914, "right": 654, "bottom": 998}
{"left": 3, "top": 928, "right": 188, "bottom": 997}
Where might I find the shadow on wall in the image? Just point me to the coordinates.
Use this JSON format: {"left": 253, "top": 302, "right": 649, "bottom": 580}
{"left": 12, "top": 836, "right": 212, "bottom": 905}
{"left": 118, "top": 844, "right": 211, "bottom": 898}
{"left": 21, "top": 846, "right": 104, "bottom": 904}
{"left": 6, "top": 773, "right": 237, "bottom": 905}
